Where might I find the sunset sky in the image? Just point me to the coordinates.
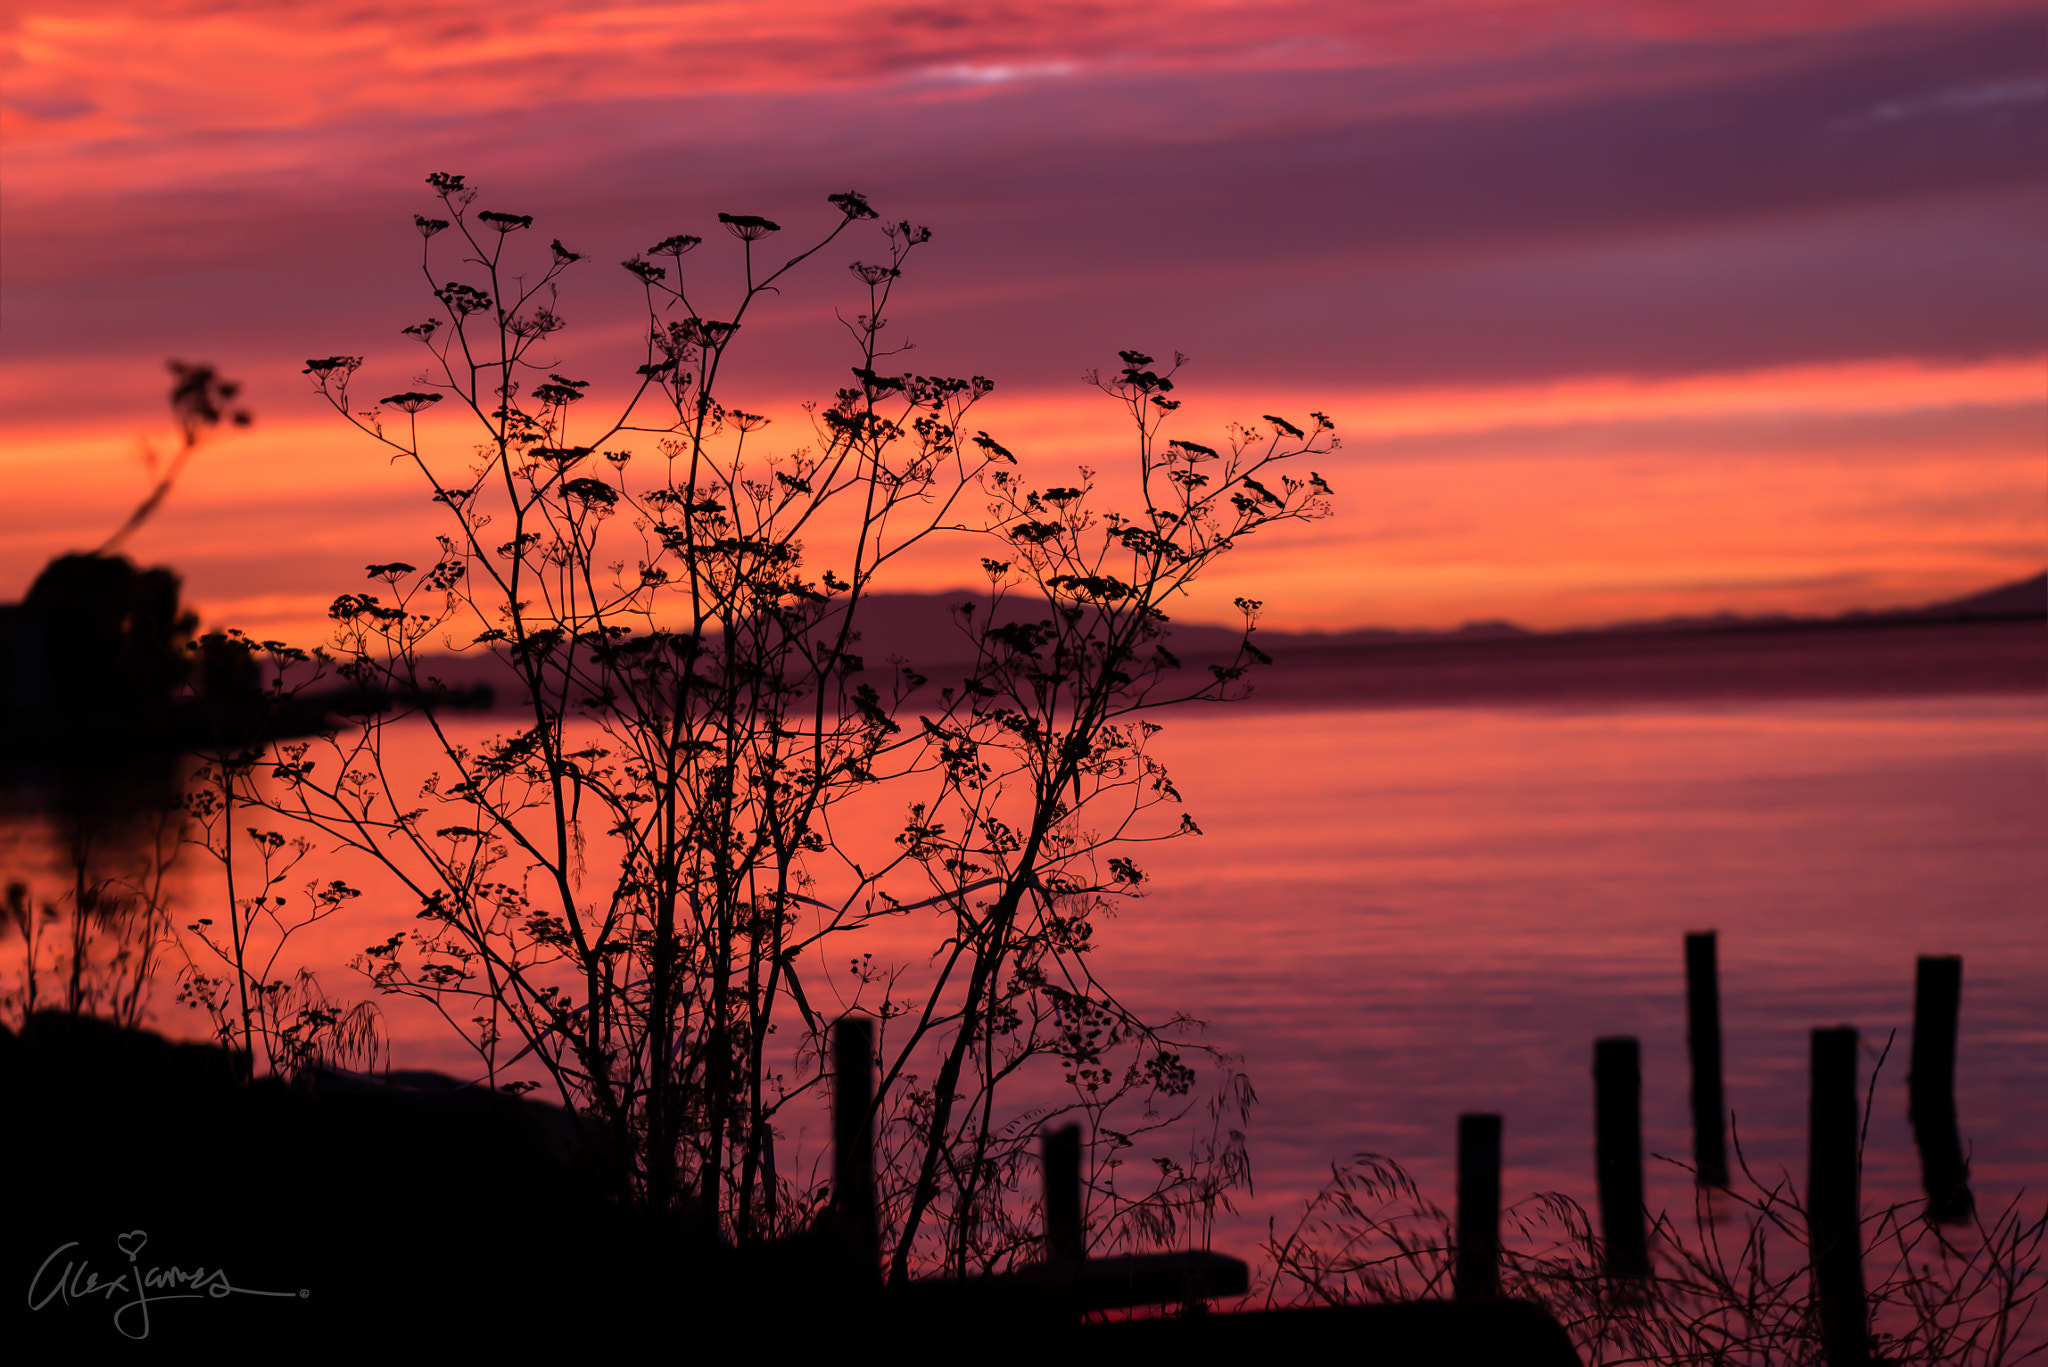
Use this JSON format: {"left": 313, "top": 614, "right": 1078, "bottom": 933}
{"left": 3, "top": 0, "right": 2042, "bottom": 638}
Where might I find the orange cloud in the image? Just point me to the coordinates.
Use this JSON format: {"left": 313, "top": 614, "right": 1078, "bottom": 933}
{"left": 3, "top": 352, "right": 2037, "bottom": 640}
{"left": 978, "top": 354, "right": 2048, "bottom": 448}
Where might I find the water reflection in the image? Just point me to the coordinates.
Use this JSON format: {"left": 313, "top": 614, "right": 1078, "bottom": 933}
{"left": 1, "top": 753, "right": 184, "bottom": 1027}
{"left": 0, "top": 549, "right": 381, "bottom": 1067}
{"left": 2, "top": 551, "right": 196, "bottom": 1027}
{"left": 17, "top": 691, "right": 2029, "bottom": 1248}
{"left": 5, "top": 553, "right": 2043, "bottom": 1260}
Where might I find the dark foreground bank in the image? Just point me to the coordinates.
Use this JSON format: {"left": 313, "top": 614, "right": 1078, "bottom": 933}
{"left": 3, "top": 1015, "right": 1579, "bottom": 1363}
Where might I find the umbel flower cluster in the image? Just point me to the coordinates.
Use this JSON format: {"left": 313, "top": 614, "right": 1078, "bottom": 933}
{"left": 252, "top": 173, "right": 1336, "bottom": 1278}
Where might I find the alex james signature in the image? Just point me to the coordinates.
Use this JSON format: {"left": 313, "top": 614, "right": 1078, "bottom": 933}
{"left": 29, "top": 1230, "right": 306, "bottom": 1339}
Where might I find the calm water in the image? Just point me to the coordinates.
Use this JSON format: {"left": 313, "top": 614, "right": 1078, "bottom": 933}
{"left": 7, "top": 691, "right": 2043, "bottom": 1254}
{"left": 1116, "top": 695, "right": 2048, "bottom": 1241}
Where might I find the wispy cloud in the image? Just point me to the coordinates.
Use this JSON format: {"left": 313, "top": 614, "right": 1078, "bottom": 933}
{"left": 1850, "top": 75, "right": 2048, "bottom": 126}
{"left": 2, "top": 0, "right": 2039, "bottom": 628}
{"left": 5, "top": 1, "right": 2026, "bottom": 159}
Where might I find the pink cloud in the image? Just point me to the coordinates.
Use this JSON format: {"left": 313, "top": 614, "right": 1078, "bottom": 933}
{"left": 5, "top": 1, "right": 2031, "bottom": 168}
{"left": 2, "top": 0, "right": 2039, "bottom": 629}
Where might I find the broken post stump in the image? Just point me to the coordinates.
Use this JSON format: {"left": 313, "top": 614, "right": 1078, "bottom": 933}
{"left": 1810, "top": 1026, "right": 1870, "bottom": 1367}
{"left": 1909, "top": 954, "right": 1973, "bottom": 1222}
{"left": 1456, "top": 1112, "right": 1503, "bottom": 1301}
{"left": 1594, "top": 1036, "right": 1649, "bottom": 1281}
{"left": 1044, "top": 1123, "right": 1084, "bottom": 1263}
{"left": 1684, "top": 930, "right": 1730, "bottom": 1188}
{"left": 832, "top": 1016, "right": 878, "bottom": 1276}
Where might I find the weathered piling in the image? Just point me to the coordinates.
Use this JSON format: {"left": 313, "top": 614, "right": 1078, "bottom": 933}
{"left": 1044, "top": 1123, "right": 1085, "bottom": 1262}
{"left": 1456, "top": 1112, "right": 1503, "bottom": 1301}
{"left": 1810, "top": 1026, "right": 1870, "bottom": 1367}
{"left": 1594, "top": 1036, "right": 1649, "bottom": 1280}
{"left": 832, "top": 1016, "right": 878, "bottom": 1275}
{"left": 1909, "top": 955, "right": 1973, "bottom": 1222}
{"left": 1684, "top": 930, "right": 1730, "bottom": 1187}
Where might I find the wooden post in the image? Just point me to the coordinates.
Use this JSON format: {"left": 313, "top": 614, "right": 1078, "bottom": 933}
{"left": 1909, "top": 955, "right": 1973, "bottom": 1222}
{"left": 1456, "top": 1113, "right": 1503, "bottom": 1301}
{"left": 1594, "top": 1036, "right": 1649, "bottom": 1280}
{"left": 832, "top": 1016, "right": 877, "bottom": 1276}
{"left": 1810, "top": 1026, "right": 1870, "bottom": 1367}
{"left": 1044, "top": 1123, "right": 1084, "bottom": 1262}
{"left": 1684, "top": 931, "right": 1730, "bottom": 1187}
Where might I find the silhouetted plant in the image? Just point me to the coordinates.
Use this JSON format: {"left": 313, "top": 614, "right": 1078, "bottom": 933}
{"left": 1261, "top": 1116, "right": 2045, "bottom": 1363}
{"left": 1, "top": 360, "right": 257, "bottom": 1038}
{"left": 173, "top": 761, "right": 382, "bottom": 1076}
{"left": 240, "top": 172, "right": 1336, "bottom": 1275}
{"left": 2, "top": 846, "right": 175, "bottom": 1031}
{"left": 98, "top": 360, "right": 251, "bottom": 557}
{"left": 867, "top": 350, "right": 1330, "bottom": 1280}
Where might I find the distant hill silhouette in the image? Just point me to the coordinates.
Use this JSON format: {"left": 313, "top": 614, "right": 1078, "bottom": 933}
{"left": 1577, "top": 571, "right": 2047, "bottom": 639}
{"left": 1876, "top": 571, "right": 2048, "bottom": 623}
{"left": 767, "top": 571, "right": 2048, "bottom": 668}
{"left": 19, "top": 570, "right": 2025, "bottom": 718}
{"left": 816, "top": 573, "right": 2047, "bottom": 709}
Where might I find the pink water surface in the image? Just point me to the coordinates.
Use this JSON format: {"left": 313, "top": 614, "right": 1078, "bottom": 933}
{"left": 9, "top": 691, "right": 2042, "bottom": 1259}
{"left": 1110, "top": 694, "right": 2048, "bottom": 1244}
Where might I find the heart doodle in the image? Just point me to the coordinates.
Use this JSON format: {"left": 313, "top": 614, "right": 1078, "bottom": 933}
{"left": 117, "top": 1230, "right": 149, "bottom": 1260}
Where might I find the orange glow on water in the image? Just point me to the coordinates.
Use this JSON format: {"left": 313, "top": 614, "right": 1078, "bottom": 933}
{"left": 8, "top": 694, "right": 2037, "bottom": 1236}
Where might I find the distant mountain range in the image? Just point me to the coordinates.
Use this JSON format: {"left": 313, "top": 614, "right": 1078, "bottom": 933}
{"left": 237, "top": 569, "right": 2038, "bottom": 713}
{"left": 1580, "top": 571, "right": 2044, "bottom": 636}
{"left": 12, "top": 559, "right": 2033, "bottom": 730}
{"left": 840, "top": 570, "right": 2048, "bottom": 666}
